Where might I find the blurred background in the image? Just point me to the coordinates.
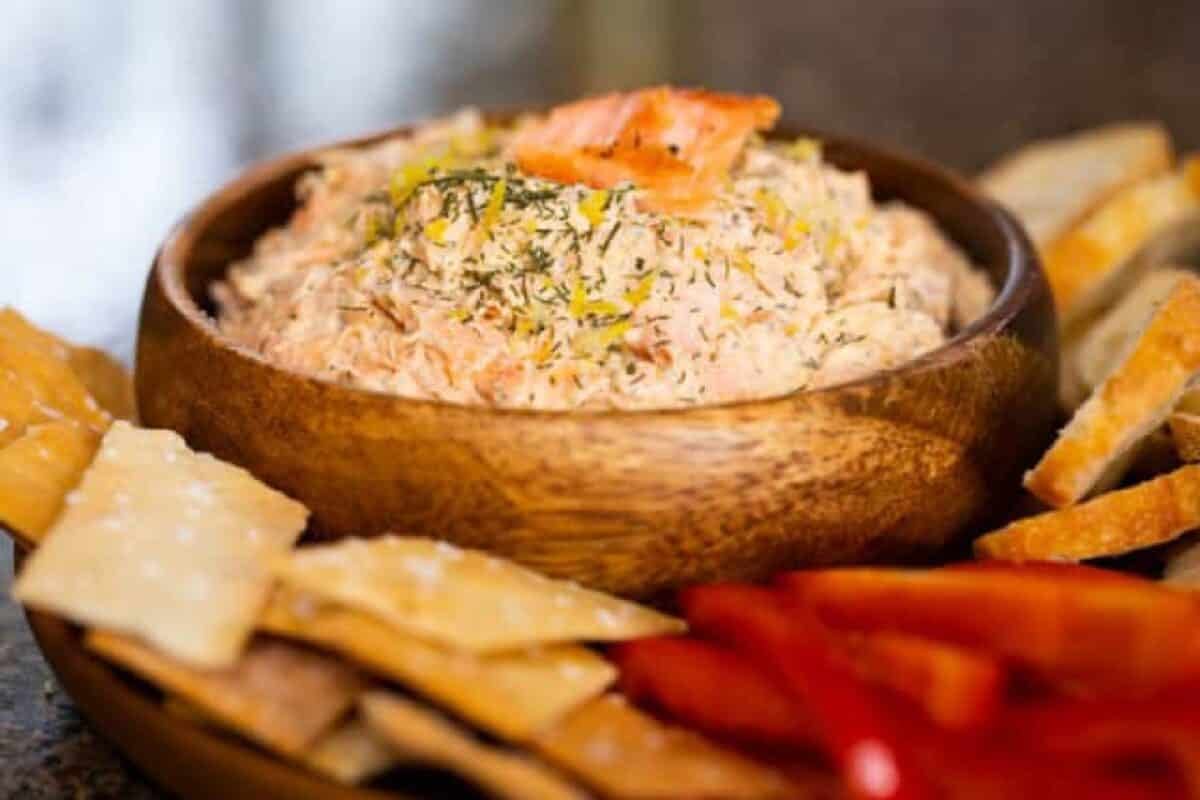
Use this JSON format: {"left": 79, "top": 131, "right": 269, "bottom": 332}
{"left": 2, "top": 0, "right": 1196, "bottom": 361}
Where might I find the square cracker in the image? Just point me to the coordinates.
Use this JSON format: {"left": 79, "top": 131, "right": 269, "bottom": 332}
{"left": 164, "top": 694, "right": 395, "bottom": 786}
{"left": 360, "top": 691, "right": 586, "bottom": 800}
{"left": 0, "top": 335, "right": 110, "bottom": 438}
{"left": 87, "top": 630, "right": 362, "bottom": 757}
{"left": 0, "top": 421, "right": 99, "bottom": 544}
{"left": 302, "top": 718, "right": 398, "bottom": 785}
{"left": 261, "top": 586, "right": 615, "bottom": 741}
{"left": 534, "top": 694, "right": 790, "bottom": 799}
{"left": 0, "top": 370, "right": 38, "bottom": 448}
{"left": 15, "top": 421, "right": 308, "bottom": 667}
{"left": 0, "top": 308, "right": 135, "bottom": 421}
{"left": 271, "top": 536, "right": 684, "bottom": 653}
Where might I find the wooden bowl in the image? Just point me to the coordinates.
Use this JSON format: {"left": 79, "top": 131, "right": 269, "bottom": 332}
{"left": 136, "top": 120, "right": 1057, "bottom": 598}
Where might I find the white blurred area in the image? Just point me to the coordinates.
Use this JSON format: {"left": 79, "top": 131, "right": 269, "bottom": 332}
{"left": 0, "top": 0, "right": 553, "bottom": 362}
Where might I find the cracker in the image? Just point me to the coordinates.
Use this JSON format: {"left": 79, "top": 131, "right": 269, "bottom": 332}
{"left": 303, "top": 718, "right": 398, "bottom": 785}
{"left": 15, "top": 421, "right": 308, "bottom": 667}
{"left": 0, "top": 308, "right": 135, "bottom": 421}
{"left": 1024, "top": 276, "right": 1200, "bottom": 507}
{"left": 0, "top": 422, "right": 99, "bottom": 544}
{"left": 164, "top": 692, "right": 396, "bottom": 785}
{"left": 534, "top": 694, "right": 791, "bottom": 799}
{"left": 66, "top": 347, "right": 137, "bottom": 421}
{"left": 87, "top": 630, "right": 363, "bottom": 757}
{"left": 271, "top": 536, "right": 683, "bottom": 653}
{"left": 360, "top": 691, "right": 585, "bottom": 800}
{"left": 0, "top": 335, "right": 110, "bottom": 436}
{"left": 262, "top": 587, "right": 615, "bottom": 741}
{"left": 978, "top": 465, "right": 1200, "bottom": 561}
{"left": 0, "top": 370, "right": 37, "bottom": 448}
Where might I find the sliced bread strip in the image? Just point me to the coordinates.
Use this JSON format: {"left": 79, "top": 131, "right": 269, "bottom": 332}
{"left": 978, "top": 123, "right": 1172, "bottom": 249}
{"left": 1072, "top": 268, "right": 1194, "bottom": 394}
{"left": 1180, "top": 388, "right": 1200, "bottom": 415}
{"left": 1024, "top": 276, "right": 1200, "bottom": 507}
{"left": 978, "top": 464, "right": 1200, "bottom": 561}
{"left": 1043, "top": 158, "right": 1200, "bottom": 328}
{"left": 1057, "top": 265, "right": 1191, "bottom": 413}
{"left": 1164, "top": 535, "right": 1200, "bottom": 588}
{"left": 1171, "top": 413, "right": 1200, "bottom": 463}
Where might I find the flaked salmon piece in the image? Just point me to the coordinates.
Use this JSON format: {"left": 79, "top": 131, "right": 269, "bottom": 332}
{"left": 514, "top": 87, "right": 781, "bottom": 214}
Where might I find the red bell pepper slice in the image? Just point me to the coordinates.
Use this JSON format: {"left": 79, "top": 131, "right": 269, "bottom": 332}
{"left": 612, "top": 636, "right": 818, "bottom": 750}
{"left": 999, "top": 694, "right": 1200, "bottom": 796}
{"left": 910, "top": 721, "right": 1188, "bottom": 800}
{"left": 837, "top": 631, "right": 1006, "bottom": 730}
{"left": 681, "top": 583, "right": 935, "bottom": 800}
{"left": 779, "top": 565, "right": 1200, "bottom": 694}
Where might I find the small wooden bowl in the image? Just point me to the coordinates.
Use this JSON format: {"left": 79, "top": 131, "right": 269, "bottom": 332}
{"left": 137, "top": 120, "right": 1057, "bottom": 598}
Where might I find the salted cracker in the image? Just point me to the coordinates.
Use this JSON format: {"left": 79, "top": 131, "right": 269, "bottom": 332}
{"left": 261, "top": 586, "right": 615, "bottom": 741}
{"left": 360, "top": 691, "right": 585, "bottom": 800}
{"left": 271, "top": 536, "right": 683, "bottom": 653}
{"left": 87, "top": 630, "right": 362, "bottom": 757}
{"left": 15, "top": 421, "right": 308, "bottom": 667}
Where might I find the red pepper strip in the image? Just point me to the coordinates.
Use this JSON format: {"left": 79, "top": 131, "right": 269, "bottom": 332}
{"left": 836, "top": 631, "right": 1006, "bottom": 731}
{"left": 907, "top": 720, "right": 1189, "bottom": 800}
{"left": 779, "top": 566, "right": 1200, "bottom": 694}
{"left": 612, "top": 636, "right": 818, "bottom": 750}
{"left": 999, "top": 695, "right": 1200, "bottom": 797}
{"left": 944, "top": 560, "right": 1148, "bottom": 583}
{"left": 680, "top": 583, "right": 935, "bottom": 800}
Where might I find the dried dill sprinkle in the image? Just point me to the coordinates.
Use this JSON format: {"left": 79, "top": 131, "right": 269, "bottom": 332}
{"left": 598, "top": 221, "right": 622, "bottom": 255}
{"left": 528, "top": 246, "right": 553, "bottom": 273}
{"left": 464, "top": 186, "right": 479, "bottom": 223}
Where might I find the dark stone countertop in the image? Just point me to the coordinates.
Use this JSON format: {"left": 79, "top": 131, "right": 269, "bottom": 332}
{"left": 1, "top": 543, "right": 161, "bottom": 799}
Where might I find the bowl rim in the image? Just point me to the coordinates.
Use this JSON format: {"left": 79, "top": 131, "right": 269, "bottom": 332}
{"left": 148, "top": 112, "right": 1044, "bottom": 420}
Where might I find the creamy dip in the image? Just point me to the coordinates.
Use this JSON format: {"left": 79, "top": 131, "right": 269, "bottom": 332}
{"left": 214, "top": 106, "right": 994, "bottom": 410}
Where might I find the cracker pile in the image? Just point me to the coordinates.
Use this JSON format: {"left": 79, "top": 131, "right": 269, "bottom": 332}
{"left": 1, "top": 308, "right": 787, "bottom": 798}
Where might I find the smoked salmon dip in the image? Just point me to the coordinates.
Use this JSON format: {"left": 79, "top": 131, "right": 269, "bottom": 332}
{"left": 214, "top": 88, "right": 994, "bottom": 410}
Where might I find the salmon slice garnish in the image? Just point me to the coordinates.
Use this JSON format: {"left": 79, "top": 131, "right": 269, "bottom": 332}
{"left": 513, "top": 86, "right": 781, "bottom": 214}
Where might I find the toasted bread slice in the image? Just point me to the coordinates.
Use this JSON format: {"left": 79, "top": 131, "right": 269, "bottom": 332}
{"left": 1057, "top": 336, "right": 1090, "bottom": 413}
{"left": 1171, "top": 413, "right": 1200, "bottom": 463}
{"left": 1164, "top": 535, "right": 1200, "bottom": 587}
{"left": 1073, "top": 267, "right": 1193, "bottom": 393}
{"left": 1180, "top": 388, "right": 1200, "bottom": 415}
{"left": 978, "top": 123, "right": 1172, "bottom": 248}
{"left": 1043, "top": 159, "right": 1200, "bottom": 328}
{"left": 1024, "top": 276, "right": 1200, "bottom": 507}
{"left": 978, "top": 464, "right": 1200, "bottom": 561}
